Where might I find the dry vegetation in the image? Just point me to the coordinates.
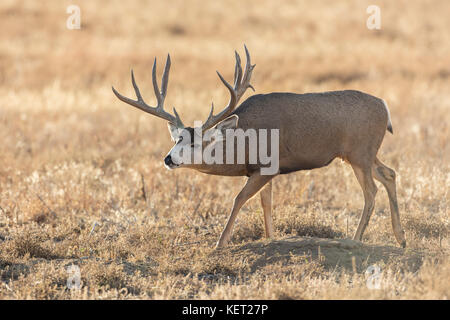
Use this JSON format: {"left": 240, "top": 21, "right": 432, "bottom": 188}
{"left": 0, "top": 0, "right": 449, "bottom": 299}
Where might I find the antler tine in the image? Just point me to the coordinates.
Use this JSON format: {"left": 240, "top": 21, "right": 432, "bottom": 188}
{"left": 217, "top": 71, "right": 238, "bottom": 106}
{"left": 160, "top": 54, "right": 171, "bottom": 102}
{"left": 233, "top": 51, "right": 243, "bottom": 90}
{"left": 112, "top": 54, "right": 184, "bottom": 128}
{"left": 201, "top": 46, "right": 255, "bottom": 131}
{"left": 151, "top": 58, "right": 163, "bottom": 108}
{"left": 200, "top": 72, "right": 238, "bottom": 131}
{"left": 111, "top": 70, "right": 148, "bottom": 113}
{"left": 172, "top": 107, "right": 184, "bottom": 127}
{"left": 112, "top": 70, "right": 141, "bottom": 107}
{"left": 239, "top": 44, "right": 256, "bottom": 96}
{"left": 207, "top": 102, "right": 214, "bottom": 120}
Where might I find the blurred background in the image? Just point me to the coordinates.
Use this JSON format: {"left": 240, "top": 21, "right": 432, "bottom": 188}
{"left": 0, "top": 0, "right": 448, "bottom": 168}
{"left": 0, "top": 0, "right": 448, "bottom": 299}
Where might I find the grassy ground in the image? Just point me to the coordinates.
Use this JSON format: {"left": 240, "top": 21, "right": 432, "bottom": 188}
{"left": 0, "top": 0, "right": 448, "bottom": 299}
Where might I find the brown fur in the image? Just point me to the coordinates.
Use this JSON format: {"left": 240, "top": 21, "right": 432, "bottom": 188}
{"left": 209, "top": 90, "right": 406, "bottom": 248}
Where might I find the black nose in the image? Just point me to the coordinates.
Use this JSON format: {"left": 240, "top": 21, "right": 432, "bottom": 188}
{"left": 164, "top": 155, "right": 173, "bottom": 166}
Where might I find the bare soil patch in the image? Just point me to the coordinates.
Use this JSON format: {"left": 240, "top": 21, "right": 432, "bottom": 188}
{"left": 228, "top": 236, "right": 425, "bottom": 273}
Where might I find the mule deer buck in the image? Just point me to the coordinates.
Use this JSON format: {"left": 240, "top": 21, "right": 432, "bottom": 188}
{"left": 112, "top": 46, "right": 406, "bottom": 248}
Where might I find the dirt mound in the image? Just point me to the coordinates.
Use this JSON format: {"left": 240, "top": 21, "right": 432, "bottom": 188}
{"left": 230, "top": 236, "right": 424, "bottom": 272}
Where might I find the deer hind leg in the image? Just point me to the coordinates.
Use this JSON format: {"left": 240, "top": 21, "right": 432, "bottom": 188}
{"left": 216, "top": 172, "right": 273, "bottom": 248}
{"left": 351, "top": 164, "right": 378, "bottom": 242}
{"left": 372, "top": 157, "right": 406, "bottom": 247}
{"left": 260, "top": 180, "right": 274, "bottom": 238}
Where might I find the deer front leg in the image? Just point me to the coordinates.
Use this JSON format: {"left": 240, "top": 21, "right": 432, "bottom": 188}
{"left": 260, "top": 180, "right": 274, "bottom": 238}
{"left": 216, "top": 173, "right": 273, "bottom": 248}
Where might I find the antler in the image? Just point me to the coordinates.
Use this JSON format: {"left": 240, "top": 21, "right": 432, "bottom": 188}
{"left": 112, "top": 54, "right": 185, "bottom": 128}
{"left": 201, "top": 45, "right": 255, "bottom": 131}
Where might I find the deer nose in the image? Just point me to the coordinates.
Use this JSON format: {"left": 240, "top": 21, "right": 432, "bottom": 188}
{"left": 164, "top": 155, "right": 173, "bottom": 166}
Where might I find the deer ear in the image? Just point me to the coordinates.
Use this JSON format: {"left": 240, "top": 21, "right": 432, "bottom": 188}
{"left": 215, "top": 115, "right": 239, "bottom": 131}
{"left": 167, "top": 122, "right": 181, "bottom": 141}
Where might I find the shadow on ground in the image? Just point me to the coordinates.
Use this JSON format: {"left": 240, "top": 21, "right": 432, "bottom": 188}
{"left": 229, "top": 236, "right": 425, "bottom": 273}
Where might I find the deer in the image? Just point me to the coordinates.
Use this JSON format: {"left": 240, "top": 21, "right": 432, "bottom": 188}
{"left": 112, "top": 46, "right": 406, "bottom": 249}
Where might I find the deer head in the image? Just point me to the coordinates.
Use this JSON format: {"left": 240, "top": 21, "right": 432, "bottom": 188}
{"left": 112, "top": 46, "right": 255, "bottom": 170}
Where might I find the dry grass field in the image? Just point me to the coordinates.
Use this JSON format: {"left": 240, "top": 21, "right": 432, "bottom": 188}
{"left": 0, "top": 0, "right": 449, "bottom": 299}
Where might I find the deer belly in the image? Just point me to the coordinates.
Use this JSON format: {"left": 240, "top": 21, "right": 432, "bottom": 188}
{"left": 278, "top": 157, "right": 336, "bottom": 174}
